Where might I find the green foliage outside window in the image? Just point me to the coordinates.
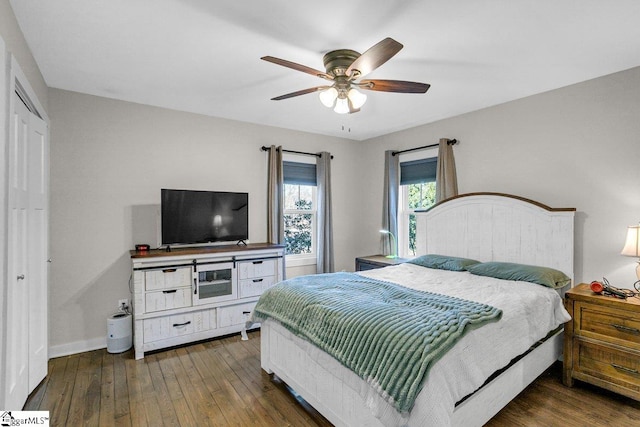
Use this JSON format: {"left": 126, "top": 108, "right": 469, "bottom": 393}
{"left": 407, "top": 181, "right": 436, "bottom": 256}
{"left": 284, "top": 183, "right": 314, "bottom": 255}
{"left": 284, "top": 200, "right": 313, "bottom": 255}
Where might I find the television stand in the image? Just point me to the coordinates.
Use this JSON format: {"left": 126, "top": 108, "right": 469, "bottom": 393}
{"left": 130, "top": 242, "right": 285, "bottom": 359}
{"left": 237, "top": 240, "right": 247, "bottom": 246}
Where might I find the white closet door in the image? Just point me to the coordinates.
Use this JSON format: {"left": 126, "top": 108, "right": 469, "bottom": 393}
{"left": 5, "top": 79, "right": 49, "bottom": 409}
{"left": 6, "top": 97, "right": 30, "bottom": 410}
{"left": 27, "top": 111, "right": 48, "bottom": 391}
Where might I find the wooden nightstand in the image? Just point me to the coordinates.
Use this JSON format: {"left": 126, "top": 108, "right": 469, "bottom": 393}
{"left": 355, "top": 255, "right": 408, "bottom": 271}
{"left": 563, "top": 283, "right": 640, "bottom": 401}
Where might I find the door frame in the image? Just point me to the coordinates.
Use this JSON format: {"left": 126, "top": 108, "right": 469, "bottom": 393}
{"left": 0, "top": 32, "right": 7, "bottom": 410}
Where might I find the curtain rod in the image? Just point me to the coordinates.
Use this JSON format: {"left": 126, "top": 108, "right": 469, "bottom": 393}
{"left": 261, "top": 146, "right": 334, "bottom": 159}
{"left": 391, "top": 139, "right": 457, "bottom": 156}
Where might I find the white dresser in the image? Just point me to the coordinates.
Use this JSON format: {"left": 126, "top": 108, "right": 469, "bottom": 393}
{"left": 130, "top": 243, "right": 285, "bottom": 359}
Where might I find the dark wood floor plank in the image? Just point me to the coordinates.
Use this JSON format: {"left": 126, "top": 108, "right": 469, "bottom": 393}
{"left": 167, "top": 347, "right": 221, "bottom": 426}
{"left": 145, "top": 353, "right": 181, "bottom": 426}
{"left": 203, "top": 344, "right": 279, "bottom": 427}
{"left": 154, "top": 350, "right": 198, "bottom": 427}
{"left": 112, "top": 352, "right": 132, "bottom": 426}
{"left": 98, "top": 351, "right": 115, "bottom": 427}
{"left": 124, "top": 354, "right": 149, "bottom": 427}
{"left": 48, "top": 354, "right": 79, "bottom": 426}
{"left": 26, "top": 332, "right": 640, "bottom": 427}
{"left": 26, "top": 355, "right": 65, "bottom": 411}
{"left": 82, "top": 350, "right": 104, "bottom": 426}
{"left": 65, "top": 352, "right": 94, "bottom": 425}
{"left": 131, "top": 355, "right": 164, "bottom": 427}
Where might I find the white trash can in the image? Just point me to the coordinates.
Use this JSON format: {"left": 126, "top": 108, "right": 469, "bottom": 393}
{"left": 107, "top": 313, "right": 132, "bottom": 353}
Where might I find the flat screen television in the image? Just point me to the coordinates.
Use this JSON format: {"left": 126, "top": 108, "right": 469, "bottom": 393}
{"left": 161, "top": 189, "right": 248, "bottom": 246}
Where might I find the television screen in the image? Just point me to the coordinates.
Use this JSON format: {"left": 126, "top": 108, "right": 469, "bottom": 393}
{"left": 161, "top": 189, "right": 248, "bottom": 246}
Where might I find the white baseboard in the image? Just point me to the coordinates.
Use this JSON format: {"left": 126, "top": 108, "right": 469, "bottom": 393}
{"left": 48, "top": 336, "right": 107, "bottom": 358}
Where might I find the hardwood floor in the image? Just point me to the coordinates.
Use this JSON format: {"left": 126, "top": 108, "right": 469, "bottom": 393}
{"left": 25, "top": 331, "right": 640, "bottom": 426}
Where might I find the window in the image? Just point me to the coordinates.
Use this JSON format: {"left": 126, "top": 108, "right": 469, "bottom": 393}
{"left": 283, "top": 161, "right": 317, "bottom": 261}
{"left": 398, "top": 157, "right": 437, "bottom": 257}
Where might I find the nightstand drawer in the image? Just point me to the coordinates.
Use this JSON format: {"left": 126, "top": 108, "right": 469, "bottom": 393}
{"left": 574, "top": 339, "right": 640, "bottom": 393}
{"left": 577, "top": 301, "right": 640, "bottom": 347}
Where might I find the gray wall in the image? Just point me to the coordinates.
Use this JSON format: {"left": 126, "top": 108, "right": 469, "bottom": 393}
{"left": 358, "top": 66, "right": 640, "bottom": 288}
{"left": 48, "top": 89, "right": 362, "bottom": 354}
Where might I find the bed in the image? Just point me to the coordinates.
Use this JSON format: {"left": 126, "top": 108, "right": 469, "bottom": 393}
{"left": 255, "top": 193, "right": 575, "bottom": 426}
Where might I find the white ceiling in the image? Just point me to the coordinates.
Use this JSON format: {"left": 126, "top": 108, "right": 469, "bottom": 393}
{"left": 9, "top": 0, "right": 640, "bottom": 141}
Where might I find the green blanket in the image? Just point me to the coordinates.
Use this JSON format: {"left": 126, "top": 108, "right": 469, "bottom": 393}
{"left": 252, "top": 272, "right": 502, "bottom": 413}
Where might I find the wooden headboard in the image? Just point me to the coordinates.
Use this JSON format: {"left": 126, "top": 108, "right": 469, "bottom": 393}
{"left": 415, "top": 193, "right": 576, "bottom": 281}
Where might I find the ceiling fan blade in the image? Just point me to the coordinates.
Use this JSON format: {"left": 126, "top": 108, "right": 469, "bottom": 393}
{"left": 271, "top": 86, "right": 332, "bottom": 101}
{"left": 358, "top": 79, "right": 430, "bottom": 93}
{"left": 346, "top": 37, "right": 403, "bottom": 78}
{"left": 262, "top": 56, "right": 333, "bottom": 80}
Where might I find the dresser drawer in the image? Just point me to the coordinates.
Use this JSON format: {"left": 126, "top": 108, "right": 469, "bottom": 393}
{"left": 239, "top": 276, "right": 276, "bottom": 298}
{"left": 576, "top": 301, "right": 640, "bottom": 347}
{"left": 145, "top": 267, "right": 192, "bottom": 291}
{"left": 143, "top": 309, "right": 216, "bottom": 343}
{"left": 238, "top": 259, "right": 276, "bottom": 279}
{"left": 573, "top": 338, "right": 640, "bottom": 394}
{"left": 145, "top": 288, "right": 192, "bottom": 312}
{"left": 218, "top": 302, "right": 257, "bottom": 328}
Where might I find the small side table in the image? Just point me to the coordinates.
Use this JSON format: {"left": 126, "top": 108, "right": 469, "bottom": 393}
{"left": 355, "top": 255, "right": 409, "bottom": 271}
{"left": 563, "top": 283, "right": 640, "bottom": 401}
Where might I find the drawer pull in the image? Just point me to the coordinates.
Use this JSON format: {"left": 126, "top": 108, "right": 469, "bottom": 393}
{"left": 172, "top": 321, "right": 191, "bottom": 328}
{"left": 611, "top": 363, "right": 639, "bottom": 375}
{"left": 162, "top": 268, "right": 177, "bottom": 273}
{"left": 162, "top": 289, "right": 177, "bottom": 294}
{"left": 252, "top": 278, "right": 264, "bottom": 283}
{"left": 252, "top": 261, "right": 263, "bottom": 265}
{"left": 612, "top": 324, "right": 640, "bottom": 334}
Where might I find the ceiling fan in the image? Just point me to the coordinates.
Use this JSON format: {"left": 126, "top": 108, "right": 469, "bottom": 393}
{"left": 262, "top": 37, "right": 430, "bottom": 114}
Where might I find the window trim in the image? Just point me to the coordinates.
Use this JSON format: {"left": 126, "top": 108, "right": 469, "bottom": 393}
{"left": 397, "top": 150, "right": 438, "bottom": 258}
{"left": 283, "top": 154, "right": 318, "bottom": 266}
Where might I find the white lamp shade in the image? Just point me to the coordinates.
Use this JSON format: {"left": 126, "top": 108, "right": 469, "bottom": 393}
{"left": 319, "top": 87, "right": 338, "bottom": 108}
{"left": 347, "top": 88, "right": 367, "bottom": 109}
{"left": 334, "top": 97, "right": 349, "bottom": 114}
{"left": 621, "top": 225, "right": 640, "bottom": 257}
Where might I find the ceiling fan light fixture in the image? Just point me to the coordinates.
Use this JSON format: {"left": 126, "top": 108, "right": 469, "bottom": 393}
{"left": 319, "top": 87, "right": 338, "bottom": 108}
{"left": 334, "top": 97, "right": 349, "bottom": 114}
{"left": 347, "top": 88, "right": 367, "bottom": 109}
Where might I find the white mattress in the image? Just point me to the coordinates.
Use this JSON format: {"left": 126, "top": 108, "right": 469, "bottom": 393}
{"left": 269, "top": 263, "right": 571, "bottom": 426}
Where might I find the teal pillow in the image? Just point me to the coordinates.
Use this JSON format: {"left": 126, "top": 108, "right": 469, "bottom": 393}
{"left": 466, "top": 262, "right": 571, "bottom": 289}
{"left": 408, "top": 254, "right": 480, "bottom": 272}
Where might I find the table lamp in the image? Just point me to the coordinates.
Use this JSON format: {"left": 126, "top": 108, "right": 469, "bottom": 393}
{"left": 621, "top": 225, "right": 640, "bottom": 280}
{"left": 379, "top": 229, "right": 398, "bottom": 259}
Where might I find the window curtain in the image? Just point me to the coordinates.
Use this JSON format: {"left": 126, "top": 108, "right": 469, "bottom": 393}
{"left": 382, "top": 150, "right": 400, "bottom": 257}
{"left": 316, "top": 152, "right": 334, "bottom": 273}
{"left": 435, "top": 138, "right": 458, "bottom": 202}
{"left": 267, "top": 145, "right": 284, "bottom": 244}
